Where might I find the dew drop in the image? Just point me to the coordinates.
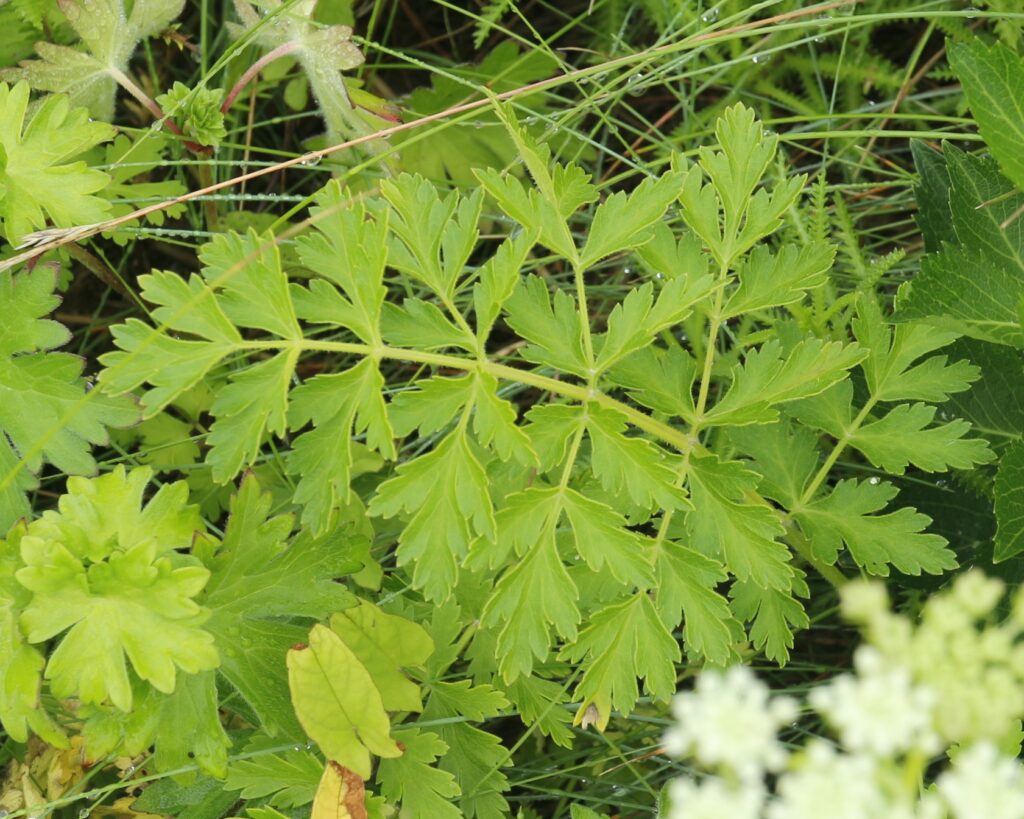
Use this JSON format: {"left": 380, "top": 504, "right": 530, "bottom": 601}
{"left": 125, "top": 765, "right": 136, "bottom": 776}
{"left": 300, "top": 154, "right": 322, "bottom": 167}
{"left": 751, "top": 53, "right": 771, "bottom": 65}
{"left": 623, "top": 265, "right": 635, "bottom": 275}
{"left": 654, "top": 272, "right": 664, "bottom": 279}
{"left": 701, "top": 7, "right": 718, "bottom": 22}
{"left": 293, "top": 744, "right": 304, "bottom": 752}
{"left": 868, "top": 476, "right": 880, "bottom": 485}
{"left": 964, "top": 6, "right": 979, "bottom": 18}
{"left": 473, "top": 120, "right": 484, "bottom": 129}
{"left": 79, "top": 809, "right": 91, "bottom": 818}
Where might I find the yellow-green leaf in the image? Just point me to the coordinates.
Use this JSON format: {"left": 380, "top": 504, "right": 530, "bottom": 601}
{"left": 287, "top": 624, "right": 401, "bottom": 779}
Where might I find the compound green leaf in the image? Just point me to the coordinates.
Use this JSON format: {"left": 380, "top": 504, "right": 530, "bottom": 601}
{"left": 225, "top": 742, "right": 322, "bottom": 809}
{"left": 287, "top": 359, "right": 395, "bottom": 534}
{"left": 369, "top": 429, "right": 495, "bottom": 601}
{"left": 606, "top": 346, "right": 697, "bottom": 422}
{"left": 730, "top": 574, "right": 808, "bottom": 665}
{"left": 203, "top": 476, "right": 360, "bottom": 737}
{"left": 388, "top": 375, "right": 473, "bottom": 438}
{"left": 383, "top": 175, "right": 482, "bottom": 298}
{"left": 855, "top": 299, "right": 979, "bottom": 402}
{"left": 655, "top": 540, "right": 739, "bottom": 665}
{"left": 722, "top": 243, "right": 834, "bottom": 318}
{"left": 206, "top": 350, "right": 296, "bottom": 482}
{"left": 0, "top": 81, "right": 113, "bottom": 243}
{"left": 504, "top": 275, "right": 590, "bottom": 377}
{"left": 850, "top": 403, "right": 993, "bottom": 474}
{"left": 686, "top": 455, "right": 792, "bottom": 591}
{"left": 728, "top": 421, "right": 819, "bottom": 509}
{"left": 502, "top": 675, "right": 573, "bottom": 748}
{"left": 470, "top": 372, "right": 535, "bottom": 465}
{"left": 796, "top": 479, "right": 955, "bottom": 575}
{"left": 474, "top": 230, "right": 538, "bottom": 344}
{"left": 705, "top": 338, "right": 863, "bottom": 426}
{"left": 100, "top": 270, "right": 240, "bottom": 415}
{"left": 562, "top": 489, "right": 654, "bottom": 588}
{"left": 423, "top": 682, "right": 511, "bottom": 819}
{"left": 380, "top": 298, "right": 476, "bottom": 351}
{"left": 287, "top": 624, "right": 401, "bottom": 780}
{"left": 376, "top": 728, "right": 461, "bottom": 819}
{"left": 560, "top": 593, "right": 679, "bottom": 731}
{"left": 199, "top": 230, "right": 300, "bottom": 340}
{"left": 295, "top": 182, "right": 388, "bottom": 346}
{"left": 0, "top": 268, "right": 138, "bottom": 527}
{"left": 482, "top": 530, "right": 579, "bottom": 681}
{"left": 594, "top": 274, "right": 715, "bottom": 373}
{"left": 579, "top": 171, "right": 683, "bottom": 269}
{"left": 586, "top": 405, "right": 689, "bottom": 511}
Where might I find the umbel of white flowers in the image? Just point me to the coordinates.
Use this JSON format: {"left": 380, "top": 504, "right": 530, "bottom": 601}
{"left": 661, "top": 571, "right": 1024, "bottom": 819}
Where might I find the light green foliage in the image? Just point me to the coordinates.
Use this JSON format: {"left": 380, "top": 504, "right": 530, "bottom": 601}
{"left": 0, "top": 0, "right": 186, "bottom": 120}
{"left": 329, "top": 600, "right": 434, "bottom": 712}
{"left": 156, "top": 82, "right": 228, "bottom": 147}
{"left": 91, "top": 103, "right": 993, "bottom": 809}
{"left": 286, "top": 598, "right": 431, "bottom": 781}
{"left": 287, "top": 623, "right": 402, "bottom": 778}
{"left": 15, "top": 466, "right": 216, "bottom": 711}
{"left": 0, "top": 264, "right": 137, "bottom": 528}
{"left": 0, "top": 81, "right": 114, "bottom": 243}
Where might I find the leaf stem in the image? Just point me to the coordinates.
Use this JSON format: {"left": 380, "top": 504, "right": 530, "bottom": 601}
{"left": 796, "top": 396, "right": 878, "bottom": 508}
{"left": 786, "top": 527, "right": 848, "bottom": 589}
{"left": 237, "top": 339, "right": 694, "bottom": 453}
{"left": 221, "top": 41, "right": 301, "bottom": 113}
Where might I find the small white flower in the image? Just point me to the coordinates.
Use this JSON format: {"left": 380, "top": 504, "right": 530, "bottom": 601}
{"left": 663, "top": 665, "right": 797, "bottom": 780}
{"left": 809, "top": 646, "right": 940, "bottom": 757}
{"left": 767, "top": 742, "right": 890, "bottom": 819}
{"left": 937, "top": 742, "right": 1024, "bottom": 819}
{"left": 840, "top": 579, "right": 890, "bottom": 624}
{"left": 667, "top": 777, "right": 765, "bottom": 819}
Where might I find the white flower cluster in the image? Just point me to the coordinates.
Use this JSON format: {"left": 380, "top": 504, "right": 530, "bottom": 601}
{"left": 662, "top": 571, "right": 1024, "bottom": 819}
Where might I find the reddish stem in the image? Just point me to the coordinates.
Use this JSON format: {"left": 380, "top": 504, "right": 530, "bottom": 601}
{"left": 222, "top": 41, "right": 302, "bottom": 113}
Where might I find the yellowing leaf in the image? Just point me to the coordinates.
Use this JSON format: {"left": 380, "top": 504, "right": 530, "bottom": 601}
{"left": 329, "top": 600, "right": 433, "bottom": 712}
{"left": 311, "top": 762, "right": 367, "bottom": 819}
{"left": 287, "top": 624, "right": 401, "bottom": 779}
